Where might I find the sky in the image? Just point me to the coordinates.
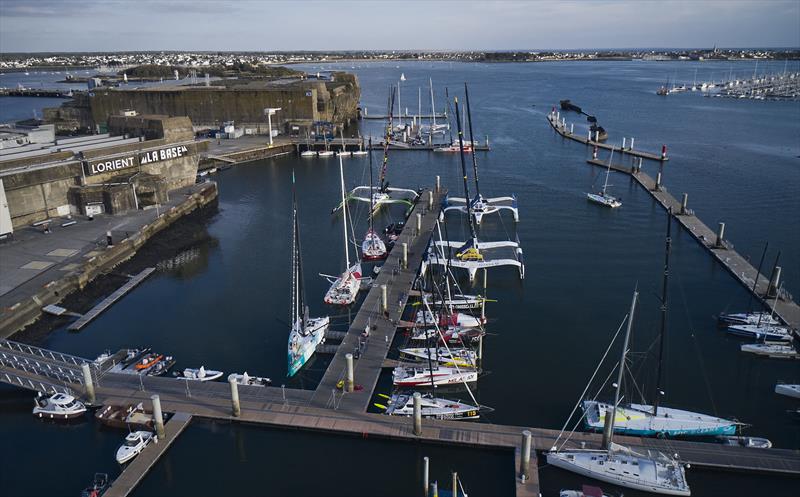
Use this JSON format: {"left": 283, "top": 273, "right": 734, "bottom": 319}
{"left": 0, "top": 0, "right": 798, "bottom": 53}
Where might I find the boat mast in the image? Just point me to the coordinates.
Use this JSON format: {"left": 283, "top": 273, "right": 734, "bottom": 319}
{"left": 454, "top": 97, "right": 478, "bottom": 242}
{"left": 464, "top": 83, "right": 481, "bottom": 199}
{"left": 609, "top": 290, "right": 638, "bottom": 453}
{"left": 653, "top": 209, "right": 672, "bottom": 416}
{"left": 445, "top": 88, "right": 454, "bottom": 144}
{"left": 602, "top": 149, "right": 614, "bottom": 195}
{"left": 339, "top": 156, "right": 350, "bottom": 269}
{"left": 291, "top": 171, "right": 306, "bottom": 328}
{"left": 430, "top": 78, "right": 436, "bottom": 130}
{"left": 746, "top": 242, "right": 769, "bottom": 314}
{"left": 379, "top": 89, "right": 396, "bottom": 193}
{"left": 368, "top": 138, "right": 375, "bottom": 232}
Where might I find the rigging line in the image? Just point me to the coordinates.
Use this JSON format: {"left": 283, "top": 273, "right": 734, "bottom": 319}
{"left": 676, "top": 269, "right": 719, "bottom": 416}
{"left": 552, "top": 314, "right": 629, "bottom": 449}
{"left": 623, "top": 360, "right": 648, "bottom": 408}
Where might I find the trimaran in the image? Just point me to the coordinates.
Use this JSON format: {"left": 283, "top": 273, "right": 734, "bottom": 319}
{"left": 582, "top": 211, "right": 740, "bottom": 437}
{"left": 287, "top": 172, "right": 330, "bottom": 376}
{"left": 547, "top": 290, "right": 692, "bottom": 496}
{"left": 441, "top": 83, "right": 519, "bottom": 225}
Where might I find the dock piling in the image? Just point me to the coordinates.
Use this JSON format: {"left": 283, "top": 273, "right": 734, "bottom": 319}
{"left": 431, "top": 481, "right": 438, "bottom": 497}
{"left": 655, "top": 172, "right": 662, "bottom": 191}
{"left": 520, "top": 430, "right": 532, "bottom": 482}
{"left": 570, "top": 123, "right": 574, "bottom": 134}
{"left": 592, "top": 146, "right": 598, "bottom": 160}
{"left": 151, "top": 395, "right": 165, "bottom": 439}
{"left": 413, "top": 392, "right": 422, "bottom": 435}
{"left": 423, "top": 456, "right": 430, "bottom": 497}
{"left": 345, "top": 353, "right": 354, "bottom": 393}
{"left": 416, "top": 213, "right": 422, "bottom": 234}
{"left": 622, "top": 137, "right": 627, "bottom": 150}
{"left": 630, "top": 137, "right": 635, "bottom": 150}
{"left": 602, "top": 409, "right": 613, "bottom": 448}
{"left": 638, "top": 157, "right": 643, "bottom": 171}
{"left": 428, "top": 190, "right": 433, "bottom": 209}
{"left": 452, "top": 472, "right": 458, "bottom": 497}
{"left": 106, "top": 231, "right": 113, "bottom": 247}
{"left": 229, "top": 377, "right": 241, "bottom": 417}
{"left": 769, "top": 267, "right": 782, "bottom": 297}
{"left": 716, "top": 222, "right": 726, "bottom": 248}
{"left": 681, "top": 193, "right": 689, "bottom": 215}
{"left": 661, "top": 144, "right": 668, "bottom": 160}
{"left": 81, "top": 363, "right": 95, "bottom": 404}
{"left": 435, "top": 175, "right": 440, "bottom": 192}
{"left": 381, "top": 284, "right": 388, "bottom": 313}
{"left": 402, "top": 242, "right": 408, "bottom": 269}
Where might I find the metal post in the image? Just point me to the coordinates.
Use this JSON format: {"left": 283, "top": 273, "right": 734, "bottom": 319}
{"left": 602, "top": 408, "right": 614, "bottom": 449}
{"left": 229, "top": 377, "right": 241, "bottom": 417}
{"left": 402, "top": 242, "right": 408, "bottom": 269}
{"left": 81, "top": 363, "right": 95, "bottom": 404}
{"left": 267, "top": 112, "right": 273, "bottom": 146}
{"left": 769, "top": 266, "right": 782, "bottom": 297}
{"left": 345, "top": 353, "right": 354, "bottom": 393}
{"left": 655, "top": 172, "right": 662, "bottom": 191}
{"left": 661, "top": 144, "right": 668, "bottom": 160}
{"left": 423, "top": 456, "right": 430, "bottom": 497}
{"left": 452, "top": 472, "right": 458, "bottom": 497}
{"left": 570, "top": 123, "right": 574, "bottom": 134}
{"left": 416, "top": 212, "right": 422, "bottom": 233}
{"left": 436, "top": 175, "right": 440, "bottom": 192}
{"left": 681, "top": 193, "right": 689, "bottom": 215}
{"left": 638, "top": 157, "right": 643, "bottom": 171}
{"left": 151, "top": 394, "right": 165, "bottom": 439}
{"left": 630, "top": 137, "right": 635, "bottom": 150}
{"left": 106, "top": 231, "right": 113, "bottom": 247}
{"left": 431, "top": 481, "right": 438, "bottom": 497}
{"left": 520, "top": 430, "right": 532, "bottom": 482}
{"left": 413, "top": 392, "right": 422, "bottom": 435}
{"left": 622, "top": 137, "right": 626, "bottom": 149}
{"left": 592, "top": 145, "right": 598, "bottom": 160}
{"left": 588, "top": 129, "right": 592, "bottom": 142}
{"left": 716, "top": 222, "right": 726, "bottom": 248}
{"left": 428, "top": 190, "right": 433, "bottom": 209}
{"left": 381, "top": 284, "right": 388, "bottom": 313}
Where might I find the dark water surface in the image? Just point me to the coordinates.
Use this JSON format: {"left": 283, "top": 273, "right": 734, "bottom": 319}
{"left": 1, "top": 60, "right": 799, "bottom": 496}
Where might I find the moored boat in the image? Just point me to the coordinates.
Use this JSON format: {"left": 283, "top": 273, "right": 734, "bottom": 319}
{"left": 176, "top": 366, "right": 223, "bottom": 381}
{"left": 228, "top": 372, "right": 272, "bottom": 386}
{"left": 740, "top": 342, "right": 799, "bottom": 359}
{"left": 775, "top": 383, "right": 800, "bottom": 399}
{"left": 410, "top": 326, "right": 485, "bottom": 345}
{"left": 719, "top": 311, "right": 781, "bottom": 326}
{"left": 115, "top": 431, "right": 155, "bottom": 464}
{"left": 414, "top": 309, "right": 484, "bottom": 328}
{"left": 392, "top": 365, "right": 477, "bottom": 387}
{"left": 381, "top": 393, "right": 480, "bottom": 420}
{"left": 560, "top": 485, "right": 614, "bottom": 497}
{"left": 587, "top": 149, "right": 622, "bottom": 208}
{"left": 362, "top": 228, "right": 387, "bottom": 261}
{"left": 32, "top": 392, "right": 87, "bottom": 420}
{"left": 726, "top": 324, "right": 791, "bottom": 341}
{"left": 582, "top": 400, "right": 739, "bottom": 437}
{"left": 80, "top": 473, "right": 109, "bottom": 497}
{"left": 399, "top": 347, "right": 477, "bottom": 368}
{"left": 715, "top": 435, "right": 772, "bottom": 449}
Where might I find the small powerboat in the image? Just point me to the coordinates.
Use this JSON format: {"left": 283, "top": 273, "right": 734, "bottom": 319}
{"left": 560, "top": 485, "right": 614, "bottom": 497}
{"left": 177, "top": 366, "right": 223, "bottom": 381}
{"left": 228, "top": 372, "right": 272, "bottom": 386}
{"left": 80, "top": 473, "right": 109, "bottom": 497}
{"left": 32, "top": 392, "right": 87, "bottom": 420}
{"left": 716, "top": 435, "right": 772, "bottom": 449}
{"left": 115, "top": 431, "right": 155, "bottom": 464}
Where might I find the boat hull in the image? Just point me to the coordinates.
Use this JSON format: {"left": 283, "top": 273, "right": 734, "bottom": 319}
{"left": 287, "top": 317, "right": 330, "bottom": 377}
{"left": 583, "top": 401, "right": 738, "bottom": 437}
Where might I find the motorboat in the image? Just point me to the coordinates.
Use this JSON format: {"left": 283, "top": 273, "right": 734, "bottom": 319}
{"left": 410, "top": 326, "right": 485, "bottom": 345}
{"left": 361, "top": 228, "right": 387, "bottom": 261}
{"left": 582, "top": 400, "right": 739, "bottom": 437}
{"left": 115, "top": 431, "right": 155, "bottom": 464}
{"left": 32, "top": 392, "right": 87, "bottom": 419}
{"left": 228, "top": 372, "right": 272, "bottom": 386}
{"left": 719, "top": 311, "right": 781, "bottom": 326}
{"left": 399, "top": 347, "right": 477, "bottom": 368}
{"left": 145, "top": 355, "right": 175, "bottom": 376}
{"left": 129, "top": 352, "right": 176, "bottom": 376}
{"left": 775, "top": 383, "right": 800, "bottom": 399}
{"left": 287, "top": 172, "right": 331, "bottom": 376}
{"left": 715, "top": 435, "right": 772, "bottom": 449}
{"left": 726, "top": 324, "right": 791, "bottom": 341}
{"left": 381, "top": 392, "right": 480, "bottom": 420}
{"left": 300, "top": 150, "right": 317, "bottom": 157}
{"left": 740, "top": 342, "right": 799, "bottom": 359}
{"left": 80, "top": 473, "right": 109, "bottom": 497}
{"left": 560, "top": 486, "right": 614, "bottom": 497}
{"left": 177, "top": 366, "right": 223, "bottom": 381}
{"left": 434, "top": 141, "right": 473, "bottom": 153}
{"left": 392, "top": 365, "right": 477, "bottom": 387}
{"left": 547, "top": 443, "right": 690, "bottom": 496}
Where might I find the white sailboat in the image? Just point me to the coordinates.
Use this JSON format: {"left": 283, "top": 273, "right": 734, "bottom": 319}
{"left": 399, "top": 347, "right": 477, "bottom": 368}
{"left": 740, "top": 341, "right": 799, "bottom": 359}
{"left": 547, "top": 290, "right": 692, "bottom": 496}
{"left": 322, "top": 157, "right": 363, "bottom": 305}
{"left": 587, "top": 149, "right": 622, "bottom": 208}
{"left": 361, "top": 141, "right": 387, "bottom": 261}
{"left": 775, "top": 383, "right": 800, "bottom": 399}
{"left": 582, "top": 213, "right": 740, "bottom": 438}
{"left": 380, "top": 392, "right": 480, "bottom": 420}
{"left": 392, "top": 365, "right": 478, "bottom": 387}
{"left": 288, "top": 173, "right": 330, "bottom": 376}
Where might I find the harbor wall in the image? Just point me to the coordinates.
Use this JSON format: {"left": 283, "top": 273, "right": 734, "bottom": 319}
{"left": 0, "top": 182, "right": 218, "bottom": 338}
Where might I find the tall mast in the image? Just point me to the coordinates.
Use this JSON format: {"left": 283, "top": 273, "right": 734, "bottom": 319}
{"left": 418, "top": 87, "right": 421, "bottom": 123}
{"left": 379, "top": 89, "right": 395, "bottom": 192}
{"left": 454, "top": 97, "right": 477, "bottom": 241}
{"left": 430, "top": 78, "right": 436, "bottom": 130}
{"left": 397, "top": 80, "right": 402, "bottom": 127}
{"left": 368, "top": 138, "right": 374, "bottom": 232}
{"left": 602, "top": 149, "right": 614, "bottom": 195}
{"left": 609, "top": 290, "right": 638, "bottom": 453}
{"left": 746, "top": 242, "right": 769, "bottom": 314}
{"left": 653, "top": 209, "right": 672, "bottom": 415}
{"left": 291, "top": 171, "right": 305, "bottom": 327}
{"left": 464, "top": 83, "right": 481, "bottom": 199}
{"left": 339, "top": 156, "right": 350, "bottom": 269}
{"left": 445, "top": 88, "right": 453, "bottom": 144}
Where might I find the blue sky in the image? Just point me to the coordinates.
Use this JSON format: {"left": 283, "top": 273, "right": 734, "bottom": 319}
{"left": 1, "top": 0, "right": 798, "bottom": 52}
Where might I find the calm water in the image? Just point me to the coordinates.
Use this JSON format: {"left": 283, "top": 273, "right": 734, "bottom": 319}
{"left": 2, "top": 60, "right": 799, "bottom": 496}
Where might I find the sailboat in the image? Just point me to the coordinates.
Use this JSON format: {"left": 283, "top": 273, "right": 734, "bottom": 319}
{"left": 587, "top": 149, "right": 622, "bottom": 208}
{"left": 361, "top": 140, "right": 388, "bottom": 261}
{"left": 352, "top": 134, "right": 368, "bottom": 156}
{"left": 301, "top": 131, "right": 316, "bottom": 157}
{"left": 338, "top": 128, "right": 350, "bottom": 158}
{"left": 547, "top": 290, "right": 692, "bottom": 496}
{"left": 322, "top": 157, "right": 363, "bottom": 305}
{"left": 441, "top": 83, "right": 519, "bottom": 225}
{"left": 399, "top": 347, "right": 477, "bottom": 368}
{"left": 582, "top": 212, "right": 739, "bottom": 437}
{"left": 380, "top": 392, "right": 480, "bottom": 420}
{"left": 318, "top": 134, "right": 334, "bottom": 157}
{"left": 288, "top": 173, "right": 330, "bottom": 377}
{"left": 726, "top": 283, "right": 791, "bottom": 341}
{"left": 421, "top": 78, "right": 449, "bottom": 137}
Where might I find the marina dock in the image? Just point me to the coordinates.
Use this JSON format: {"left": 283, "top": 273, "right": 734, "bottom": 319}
{"left": 548, "top": 112, "right": 668, "bottom": 162}
{"left": 2, "top": 183, "right": 798, "bottom": 496}
{"left": 67, "top": 268, "right": 155, "bottom": 331}
{"left": 585, "top": 157, "right": 800, "bottom": 331}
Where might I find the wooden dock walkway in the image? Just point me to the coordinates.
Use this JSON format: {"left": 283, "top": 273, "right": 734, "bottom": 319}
{"left": 103, "top": 412, "right": 193, "bottom": 497}
{"left": 584, "top": 158, "right": 800, "bottom": 330}
{"left": 547, "top": 112, "right": 668, "bottom": 162}
{"left": 67, "top": 268, "right": 155, "bottom": 331}
{"left": 309, "top": 188, "right": 447, "bottom": 412}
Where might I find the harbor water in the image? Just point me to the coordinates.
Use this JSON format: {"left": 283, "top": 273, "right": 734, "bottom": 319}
{"left": 1, "top": 60, "right": 799, "bottom": 496}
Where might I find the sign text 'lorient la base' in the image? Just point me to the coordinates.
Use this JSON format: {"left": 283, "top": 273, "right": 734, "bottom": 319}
{"left": 85, "top": 145, "right": 190, "bottom": 175}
